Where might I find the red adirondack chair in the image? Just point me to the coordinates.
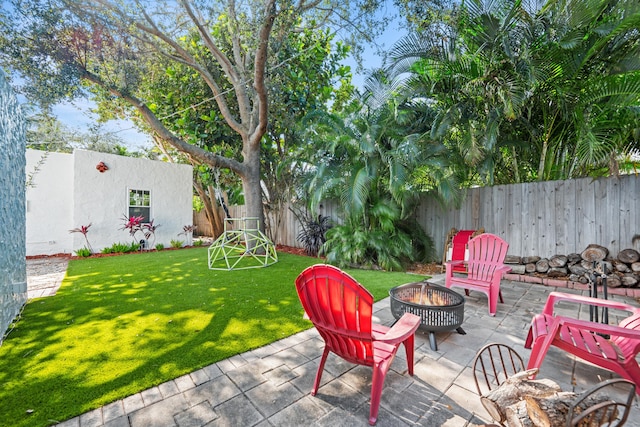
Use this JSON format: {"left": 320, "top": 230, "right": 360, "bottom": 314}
{"left": 525, "top": 291, "right": 640, "bottom": 394}
{"left": 295, "top": 264, "right": 421, "bottom": 425}
{"left": 445, "top": 233, "right": 510, "bottom": 316}
{"left": 447, "top": 229, "right": 477, "bottom": 272}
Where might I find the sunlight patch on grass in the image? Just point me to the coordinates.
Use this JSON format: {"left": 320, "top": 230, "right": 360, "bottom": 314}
{"left": 1, "top": 249, "right": 425, "bottom": 427}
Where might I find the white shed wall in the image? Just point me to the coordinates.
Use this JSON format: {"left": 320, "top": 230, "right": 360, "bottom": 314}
{"left": 26, "top": 150, "right": 74, "bottom": 255}
{"left": 25, "top": 149, "right": 193, "bottom": 256}
{"left": 72, "top": 150, "right": 193, "bottom": 252}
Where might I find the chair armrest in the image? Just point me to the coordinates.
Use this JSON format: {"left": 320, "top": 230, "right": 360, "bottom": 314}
{"left": 373, "top": 313, "right": 420, "bottom": 345}
{"left": 554, "top": 316, "right": 640, "bottom": 340}
{"left": 496, "top": 265, "right": 511, "bottom": 273}
{"left": 445, "top": 260, "right": 464, "bottom": 267}
{"left": 541, "top": 291, "right": 639, "bottom": 316}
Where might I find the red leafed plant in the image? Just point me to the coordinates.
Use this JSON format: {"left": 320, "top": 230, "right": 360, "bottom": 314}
{"left": 120, "top": 214, "right": 160, "bottom": 248}
{"left": 69, "top": 223, "right": 93, "bottom": 253}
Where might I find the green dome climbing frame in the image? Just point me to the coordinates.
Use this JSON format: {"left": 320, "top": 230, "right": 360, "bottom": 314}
{"left": 207, "top": 217, "right": 278, "bottom": 270}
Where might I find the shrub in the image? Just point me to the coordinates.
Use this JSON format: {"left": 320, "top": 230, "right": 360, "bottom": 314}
{"left": 74, "top": 247, "right": 92, "bottom": 257}
{"left": 102, "top": 242, "right": 140, "bottom": 254}
{"left": 155, "top": 243, "right": 165, "bottom": 251}
{"left": 193, "top": 240, "right": 203, "bottom": 247}
{"left": 297, "top": 215, "right": 331, "bottom": 256}
{"left": 170, "top": 239, "right": 184, "bottom": 248}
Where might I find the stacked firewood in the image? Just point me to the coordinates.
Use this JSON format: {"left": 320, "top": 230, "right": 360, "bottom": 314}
{"left": 504, "top": 245, "right": 640, "bottom": 288}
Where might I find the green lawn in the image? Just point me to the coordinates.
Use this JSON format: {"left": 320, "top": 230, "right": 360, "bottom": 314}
{"left": 0, "top": 248, "right": 425, "bottom": 427}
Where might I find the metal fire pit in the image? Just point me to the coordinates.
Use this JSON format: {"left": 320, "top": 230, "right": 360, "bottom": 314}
{"left": 389, "top": 282, "right": 465, "bottom": 351}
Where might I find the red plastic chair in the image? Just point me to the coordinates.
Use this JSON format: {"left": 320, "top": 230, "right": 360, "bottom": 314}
{"left": 295, "top": 264, "right": 421, "bottom": 425}
{"left": 449, "top": 229, "right": 476, "bottom": 272}
{"left": 525, "top": 291, "right": 640, "bottom": 394}
{"left": 445, "top": 233, "right": 510, "bottom": 316}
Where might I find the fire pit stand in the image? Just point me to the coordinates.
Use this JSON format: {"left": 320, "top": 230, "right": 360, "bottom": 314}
{"left": 389, "top": 282, "right": 466, "bottom": 351}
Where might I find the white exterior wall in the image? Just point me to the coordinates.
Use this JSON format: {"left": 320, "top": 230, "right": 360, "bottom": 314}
{"left": 25, "top": 149, "right": 193, "bottom": 256}
{"left": 26, "top": 150, "right": 74, "bottom": 255}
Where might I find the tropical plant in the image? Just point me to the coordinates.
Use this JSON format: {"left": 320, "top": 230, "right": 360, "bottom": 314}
{"left": 296, "top": 214, "right": 332, "bottom": 257}
{"left": 387, "top": 0, "right": 640, "bottom": 184}
{"left": 68, "top": 223, "right": 93, "bottom": 253}
{"left": 170, "top": 239, "right": 184, "bottom": 249}
{"left": 74, "top": 247, "right": 92, "bottom": 257}
{"left": 101, "top": 242, "right": 140, "bottom": 254}
{"left": 120, "top": 215, "right": 159, "bottom": 249}
{"left": 303, "top": 90, "right": 443, "bottom": 270}
{"left": 155, "top": 243, "right": 165, "bottom": 251}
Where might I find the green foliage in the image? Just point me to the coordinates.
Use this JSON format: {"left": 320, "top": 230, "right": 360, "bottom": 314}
{"left": 74, "top": 247, "right": 92, "bottom": 257}
{"left": 296, "top": 215, "right": 332, "bottom": 257}
{"left": 0, "top": 250, "right": 422, "bottom": 427}
{"left": 170, "top": 239, "right": 184, "bottom": 248}
{"left": 322, "top": 222, "right": 415, "bottom": 272}
{"left": 302, "top": 89, "right": 445, "bottom": 269}
{"left": 155, "top": 243, "right": 165, "bottom": 251}
{"left": 388, "top": 0, "right": 640, "bottom": 184}
{"left": 192, "top": 240, "right": 203, "bottom": 247}
{"left": 101, "top": 242, "right": 140, "bottom": 254}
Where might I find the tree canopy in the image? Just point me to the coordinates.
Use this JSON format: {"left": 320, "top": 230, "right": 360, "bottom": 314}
{"left": 0, "top": 0, "right": 384, "bottom": 235}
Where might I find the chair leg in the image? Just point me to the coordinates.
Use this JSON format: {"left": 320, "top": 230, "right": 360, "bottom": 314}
{"left": 369, "top": 362, "right": 390, "bottom": 425}
{"left": 312, "top": 347, "right": 330, "bottom": 396}
{"left": 403, "top": 335, "right": 415, "bottom": 376}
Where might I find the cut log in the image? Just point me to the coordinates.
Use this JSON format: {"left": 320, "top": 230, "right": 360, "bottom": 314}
{"left": 581, "top": 260, "right": 597, "bottom": 270}
{"left": 606, "top": 275, "right": 622, "bottom": 288}
{"left": 525, "top": 263, "right": 537, "bottom": 273}
{"left": 505, "top": 401, "right": 534, "bottom": 427}
{"left": 480, "top": 369, "right": 561, "bottom": 424}
{"left": 525, "top": 391, "right": 577, "bottom": 427}
{"left": 618, "top": 248, "right": 640, "bottom": 264}
{"left": 568, "top": 253, "right": 582, "bottom": 264}
{"left": 569, "top": 265, "right": 588, "bottom": 275}
{"left": 523, "top": 256, "right": 541, "bottom": 264}
{"left": 510, "top": 265, "right": 526, "bottom": 275}
{"left": 613, "top": 260, "right": 630, "bottom": 273}
{"left": 505, "top": 255, "right": 523, "bottom": 264}
{"left": 525, "top": 392, "right": 615, "bottom": 427}
{"left": 549, "top": 255, "right": 568, "bottom": 268}
{"left": 581, "top": 244, "right": 609, "bottom": 262}
{"left": 547, "top": 267, "right": 568, "bottom": 278}
{"left": 536, "top": 259, "right": 550, "bottom": 273}
{"left": 621, "top": 274, "right": 638, "bottom": 287}
{"left": 631, "top": 262, "right": 640, "bottom": 273}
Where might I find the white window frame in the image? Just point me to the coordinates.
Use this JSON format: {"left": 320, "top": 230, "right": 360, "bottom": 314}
{"left": 128, "top": 188, "right": 151, "bottom": 223}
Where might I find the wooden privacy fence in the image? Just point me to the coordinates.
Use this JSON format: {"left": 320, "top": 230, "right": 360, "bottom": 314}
{"left": 194, "top": 174, "right": 640, "bottom": 260}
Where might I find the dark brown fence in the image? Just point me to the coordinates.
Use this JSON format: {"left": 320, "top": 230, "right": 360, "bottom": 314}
{"left": 194, "top": 174, "right": 640, "bottom": 260}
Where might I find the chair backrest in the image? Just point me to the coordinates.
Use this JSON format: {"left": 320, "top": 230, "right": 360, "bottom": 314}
{"left": 567, "top": 379, "right": 636, "bottom": 427}
{"left": 472, "top": 343, "right": 525, "bottom": 397}
{"left": 295, "top": 264, "right": 375, "bottom": 365}
{"left": 613, "top": 312, "right": 640, "bottom": 358}
{"left": 467, "top": 233, "right": 509, "bottom": 281}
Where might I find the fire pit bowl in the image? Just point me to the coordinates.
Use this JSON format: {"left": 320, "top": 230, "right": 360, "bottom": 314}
{"left": 389, "top": 282, "right": 465, "bottom": 351}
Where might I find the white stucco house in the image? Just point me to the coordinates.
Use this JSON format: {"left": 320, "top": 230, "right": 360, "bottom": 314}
{"left": 26, "top": 148, "right": 193, "bottom": 256}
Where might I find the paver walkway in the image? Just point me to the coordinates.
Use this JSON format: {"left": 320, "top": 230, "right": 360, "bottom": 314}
{"left": 26, "top": 256, "right": 68, "bottom": 299}
{"left": 26, "top": 262, "right": 640, "bottom": 426}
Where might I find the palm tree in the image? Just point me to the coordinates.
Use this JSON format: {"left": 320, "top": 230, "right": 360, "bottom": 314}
{"left": 301, "top": 88, "right": 444, "bottom": 270}
{"left": 388, "top": 0, "right": 640, "bottom": 184}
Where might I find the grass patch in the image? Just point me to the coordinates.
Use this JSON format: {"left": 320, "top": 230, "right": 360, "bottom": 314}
{"left": 0, "top": 248, "right": 425, "bottom": 427}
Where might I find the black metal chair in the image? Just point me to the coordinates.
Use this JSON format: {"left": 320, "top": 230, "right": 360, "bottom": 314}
{"left": 568, "top": 378, "right": 636, "bottom": 427}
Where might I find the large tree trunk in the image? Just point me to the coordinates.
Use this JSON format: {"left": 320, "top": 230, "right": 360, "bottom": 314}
{"left": 241, "top": 141, "right": 266, "bottom": 251}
